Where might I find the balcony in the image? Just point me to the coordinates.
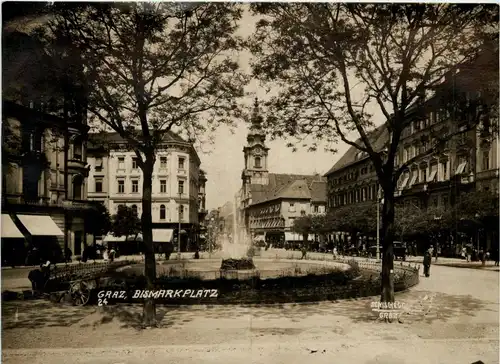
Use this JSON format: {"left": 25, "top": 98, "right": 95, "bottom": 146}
{"left": 2, "top": 195, "right": 95, "bottom": 211}
{"left": 427, "top": 180, "right": 451, "bottom": 191}
{"left": 68, "top": 158, "right": 89, "bottom": 176}
{"left": 409, "top": 182, "right": 428, "bottom": 194}
{"left": 476, "top": 169, "right": 499, "bottom": 181}
{"left": 3, "top": 195, "right": 51, "bottom": 206}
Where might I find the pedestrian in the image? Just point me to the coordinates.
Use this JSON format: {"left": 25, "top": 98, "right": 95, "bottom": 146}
{"left": 423, "top": 249, "right": 432, "bottom": 277}
{"left": 109, "top": 247, "right": 116, "bottom": 262}
{"left": 435, "top": 244, "right": 440, "bottom": 262}
{"left": 333, "top": 246, "right": 338, "bottom": 259}
{"left": 301, "top": 244, "right": 307, "bottom": 260}
{"left": 494, "top": 247, "right": 499, "bottom": 266}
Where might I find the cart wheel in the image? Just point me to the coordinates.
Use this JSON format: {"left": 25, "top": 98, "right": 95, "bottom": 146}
{"left": 70, "top": 281, "right": 91, "bottom": 306}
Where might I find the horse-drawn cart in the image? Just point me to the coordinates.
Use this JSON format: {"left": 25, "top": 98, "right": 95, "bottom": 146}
{"left": 31, "top": 261, "right": 129, "bottom": 306}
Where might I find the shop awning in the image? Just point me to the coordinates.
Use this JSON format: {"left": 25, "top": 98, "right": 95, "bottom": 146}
{"left": 17, "top": 215, "right": 64, "bottom": 236}
{"left": 456, "top": 162, "right": 467, "bottom": 175}
{"left": 153, "top": 229, "right": 174, "bottom": 242}
{"left": 103, "top": 234, "right": 127, "bottom": 242}
{"left": 399, "top": 176, "right": 409, "bottom": 190}
{"left": 126, "top": 233, "right": 143, "bottom": 242}
{"left": 1, "top": 214, "right": 24, "bottom": 238}
{"left": 427, "top": 170, "right": 437, "bottom": 182}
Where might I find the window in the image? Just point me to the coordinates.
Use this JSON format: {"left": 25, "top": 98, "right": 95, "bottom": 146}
{"left": 254, "top": 157, "right": 261, "bottom": 168}
{"left": 179, "top": 205, "right": 184, "bottom": 220}
{"left": 442, "top": 196, "right": 448, "bottom": 207}
{"left": 73, "top": 138, "right": 83, "bottom": 160}
{"left": 118, "top": 180, "right": 125, "bottom": 193}
{"left": 289, "top": 203, "right": 296, "bottom": 212}
{"left": 95, "top": 179, "right": 103, "bottom": 193}
{"left": 132, "top": 157, "right": 138, "bottom": 169}
{"left": 132, "top": 205, "right": 138, "bottom": 216}
{"left": 160, "top": 204, "right": 166, "bottom": 220}
{"left": 132, "top": 180, "right": 139, "bottom": 193}
{"left": 178, "top": 180, "right": 184, "bottom": 194}
{"left": 95, "top": 158, "right": 103, "bottom": 171}
{"left": 118, "top": 157, "right": 125, "bottom": 170}
{"left": 420, "top": 168, "right": 427, "bottom": 184}
{"left": 439, "top": 161, "right": 448, "bottom": 181}
{"left": 314, "top": 205, "right": 319, "bottom": 213}
{"left": 160, "top": 180, "right": 167, "bottom": 193}
{"left": 73, "top": 175, "right": 83, "bottom": 200}
{"left": 482, "top": 151, "right": 490, "bottom": 171}
{"left": 178, "top": 157, "right": 185, "bottom": 169}
{"left": 160, "top": 156, "right": 167, "bottom": 169}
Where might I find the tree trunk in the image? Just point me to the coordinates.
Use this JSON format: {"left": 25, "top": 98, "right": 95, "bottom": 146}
{"left": 380, "top": 184, "right": 396, "bottom": 303}
{"left": 141, "top": 157, "right": 157, "bottom": 326}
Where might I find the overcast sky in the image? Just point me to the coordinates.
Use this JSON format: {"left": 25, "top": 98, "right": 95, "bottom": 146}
{"left": 200, "top": 8, "right": 351, "bottom": 211}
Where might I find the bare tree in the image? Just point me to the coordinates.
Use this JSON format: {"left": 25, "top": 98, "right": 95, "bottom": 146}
{"left": 249, "top": 4, "right": 498, "bottom": 302}
{"left": 39, "top": 2, "right": 247, "bottom": 326}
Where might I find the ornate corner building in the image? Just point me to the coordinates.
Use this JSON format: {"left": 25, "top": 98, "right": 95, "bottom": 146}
{"left": 2, "top": 31, "right": 95, "bottom": 264}
{"left": 86, "top": 132, "right": 206, "bottom": 252}
{"left": 237, "top": 99, "right": 327, "bottom": 245}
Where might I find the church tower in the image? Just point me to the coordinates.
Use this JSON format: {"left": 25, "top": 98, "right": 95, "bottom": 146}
{"left": 242, "top": 98, "right": 269, "bottom": 189}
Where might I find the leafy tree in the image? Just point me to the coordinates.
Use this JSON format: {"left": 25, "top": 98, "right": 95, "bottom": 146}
{"left": 292, "top": 215, "right": 313, "bottom": 245}
{"left": 249, "top": 4, "right": 498, "bottom": 302}
{"left": 111, "top": 205, "right": 141, "bottom": 239}
{"left": 38, "top": 3, "right": 247, "bottom": 325}
{"left": 85, "top": 202, "right": 112, "bottom": 242}
{"left": 327, "top": 202, "right": 377, "bottom": 244}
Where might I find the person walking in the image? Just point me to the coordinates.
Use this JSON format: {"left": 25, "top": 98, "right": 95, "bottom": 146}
{"left": 494, "top": 247, "right": 499, "bottom": 266}
{"left": 423, "top": 249, "right": 432, "bottom": 277}
{"left": 301, "top": 244, "right": 307, "bottom": 260}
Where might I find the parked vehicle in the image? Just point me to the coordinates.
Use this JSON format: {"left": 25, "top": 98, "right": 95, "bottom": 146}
{"left": 368, "top": 241, "right": 406, "bottom": 261}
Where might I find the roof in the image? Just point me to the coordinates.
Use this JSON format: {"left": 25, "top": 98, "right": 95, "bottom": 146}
{"left": 87, "top": 131, "right": 186, "bottom": 149}
{"left": 249, "top": 173, "right": 326, "bottom": 206}
{"left": 324, "top": 125, "right": 389, "bottom": 176}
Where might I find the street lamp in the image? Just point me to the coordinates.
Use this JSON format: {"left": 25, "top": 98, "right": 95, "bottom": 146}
{"left": 178, "top": 192, "right": 182, "bottom": 260}
{"left": 376, "top": 186, "right": 384, "bottom": 261}
{"left": 210, "top": 217, "right": 215, "bottom": 257}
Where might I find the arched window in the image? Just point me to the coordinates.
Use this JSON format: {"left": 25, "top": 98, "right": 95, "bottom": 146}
{"left": 72, "top": 175, "right": 83, "bottom": 200}
{"left": 254, "top": 157, "right": 261, "bottom": 168}
{"left": 132, "top": 205, "right": 138, "bottom": 216}
{"left": 160, "top": 205, "right": 166, "bottom": 220}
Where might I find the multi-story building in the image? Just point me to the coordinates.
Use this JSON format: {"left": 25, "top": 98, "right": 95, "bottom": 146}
{"left": 325, "top": 45, "right": 499, "bottom": 251}
{"left": 2, "top": 30, "right": 93, "bottom": 264}
{"left": 86, "top": 131, "right": 203, "bottom": 251}
{"left": 325, "top": 125, "right": 387, "bottom": 211}
{"left": 237, "top": 99, "right": 327, "bottom": 244}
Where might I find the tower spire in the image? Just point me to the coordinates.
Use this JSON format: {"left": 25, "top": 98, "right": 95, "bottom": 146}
{"left": 251, "top": 97, "right": 263, "bottom": 128}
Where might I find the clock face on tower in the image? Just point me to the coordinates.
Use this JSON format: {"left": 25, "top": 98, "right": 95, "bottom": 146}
{"left": 254, "top": 147, "right": 261, "bottom": 154}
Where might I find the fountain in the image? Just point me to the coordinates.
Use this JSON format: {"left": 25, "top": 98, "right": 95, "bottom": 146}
{"left": 219, "top": 202, "right": 255, "bottom": 272}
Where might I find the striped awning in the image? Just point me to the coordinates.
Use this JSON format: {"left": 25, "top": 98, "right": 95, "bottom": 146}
{"left": 17, "top": 215, "right": 64, "bottom": 236}
{"left": 1, "top": 214, "right": 24, "bottom": 238}
{"left": 153, "top": 229, "right": 174, "bottom": 242}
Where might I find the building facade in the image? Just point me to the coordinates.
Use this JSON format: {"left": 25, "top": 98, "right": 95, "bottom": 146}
{"left": 2, "top": 30, "right": 94, "bottom": 265}
{"left": 325, "top": 46, "right": 499, "bottom": 251}
{"left": 237, "top": 99, "right": 327, "bottom": 244}
{"left": 86, "top": 132, "right": 204, "bottom": 251}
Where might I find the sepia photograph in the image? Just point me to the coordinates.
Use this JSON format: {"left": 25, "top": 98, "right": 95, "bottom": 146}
{"left": 1, "top": 2, "right": 499, "bottom": 363}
